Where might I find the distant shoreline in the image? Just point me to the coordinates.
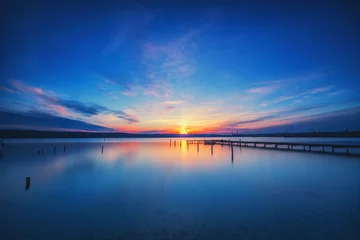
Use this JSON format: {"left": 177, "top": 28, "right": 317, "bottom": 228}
{"left": 1, "top": 129, "right": 360, "bottom": 139}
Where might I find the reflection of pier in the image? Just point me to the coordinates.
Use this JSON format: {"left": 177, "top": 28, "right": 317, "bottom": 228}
{"left": 186, "top": 139, "right": 360, "bottom": 156}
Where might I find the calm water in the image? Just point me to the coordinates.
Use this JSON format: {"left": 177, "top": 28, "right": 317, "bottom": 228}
{"left": 1, "top": 138, "right": 360, "bottom": 239}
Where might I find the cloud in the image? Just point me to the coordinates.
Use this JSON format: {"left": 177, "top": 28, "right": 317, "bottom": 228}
{"left": 0, "top": 85, "right": 15, "bottom": 92}
{"left": 162, "top": 100, "right": 183, "bottom": 105}
{"left": 310, "top": 85, "right": 335, "bottom": 94}
{"left": 260, "top": 85, "right": 337, "bottom": 107}
{"left": 164, "top": 106, "right": 175, "bottom": 112}
{"left": 246, "top": 86, "right": 276, "bottom": 94}
{"left": 0, "top": 110, "right": 114, "bottom": 132}
{"left": 97, "top": 24, "right": 205, "bottom": 98}
{"left": 9, "top": 80, "right": 139, "bottom": 124}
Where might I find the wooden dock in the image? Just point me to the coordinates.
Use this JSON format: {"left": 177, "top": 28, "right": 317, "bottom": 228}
{"left": 186, "top": 139, "right": 360, "bottom": 156}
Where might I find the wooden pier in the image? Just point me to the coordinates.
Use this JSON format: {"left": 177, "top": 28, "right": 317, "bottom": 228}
{"left": 186, "top": 139, "right": 360, "bottom": 156}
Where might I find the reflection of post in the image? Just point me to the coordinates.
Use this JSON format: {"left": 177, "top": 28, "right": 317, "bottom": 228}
{"left": 239, "top": 139, "right": 241, "bottom": 147}
{"left": 174, "top": 141, "right": 176, "bottom": 147}
{"left": 187, "top": 142, "right": 189, "bottom": 151}
{"left": 211, "top": 144, "right": 213, "bottom": 156}
{"left": 231, "top": 143, "right": 234, "bottom": 164}
{"left": 102, "top": 146, "right": 104, "bottom": 154}
{"left": 197, "top": 143, "right": 199, "bottom": 152}
{"left": 180, "top": 141, "right": 182, "bottom": 148}
{"left": 25, "top": 177, "right": 31, "bottom": 191}
{"left": 170, "top": 139, "right": 172, "bottom": 146}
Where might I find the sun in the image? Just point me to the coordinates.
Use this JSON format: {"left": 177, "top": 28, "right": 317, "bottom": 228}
{"left": 180, "top": 127, "right": 188, "bottom": 134}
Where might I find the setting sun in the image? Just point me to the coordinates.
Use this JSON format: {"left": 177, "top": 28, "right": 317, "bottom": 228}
{"left": 180, "top": 127, "right": 188, "bottom": 134}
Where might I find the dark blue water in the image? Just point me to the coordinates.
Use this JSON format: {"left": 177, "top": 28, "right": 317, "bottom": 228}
{"left": 0, "top": 139, "right": 359, "bottom": 239}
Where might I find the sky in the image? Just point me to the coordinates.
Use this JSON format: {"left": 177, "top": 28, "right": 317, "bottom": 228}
{"left": 1, "top": 0, "right": 359, "bottom": 134}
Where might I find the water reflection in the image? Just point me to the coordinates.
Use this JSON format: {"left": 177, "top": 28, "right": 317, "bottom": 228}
{"left": 0, "top": 140, "right": 359, "bottom": 239}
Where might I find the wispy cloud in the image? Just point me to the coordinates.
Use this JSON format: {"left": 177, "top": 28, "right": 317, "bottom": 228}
{"left": 9, "top": 80, "right": 140, "bottom": 124}
{"left": 0, "top": 85, "right": 15, "bottom": 93}
{"left": 246, "top": 86, "right": 277, "bottom": 94}
{"left": 0, "top": 110, "right": 114, "bottom": 132}
{"left": 164, "top": 106, "right": 175, "bottom": 112}
{"left": 310, "top": 85, "right": 335, "bottom": 94}
{"left": 260, "top": 85, "right": 337, "bottom": 107}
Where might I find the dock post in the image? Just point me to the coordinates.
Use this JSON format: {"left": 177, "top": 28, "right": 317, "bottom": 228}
{"left": 255, "top": 143, "right": 257, "bottom": 147}
{"left": 231, "top": 143, "right": 234, "bottom": 164}
{"left": 37, "top": 150, "right": 40, "bottom": 155}
{"left": 25, "top": 177, "right": 31, "bottom": 191}
{"left": 322, "top": 145, "right": 325, "bottom": 153}
{"left": 170, "top": 139, "right": 172, "bottom": 145}
{"left": 211, "top": 144, "right": 213, "bottom": 156}
{"left": 275, "top": 144, "right": 278, "bottom": 149}
{"left": 288, "top": 145, "right": 290, "bottom": 150}
{"left": 290, "top": 145, "right": 293, "bottom": 150}
{"left": 239, "top": 139, "right": 241, "bottom": 147}
{"left": 303, "top": 146, "right": 306, "bottom": 151}
{"left": 180, "top": 141, "right": 182, "bottom": 148}
{"left": 197, "top": 143, "right": 199, "bottom": 152}
{"left": 174, "top": 141, "right": 176, "bottom": 147}
{"left": 102, "top": 146, "right": 104, "bottom": 154}
{"left": 309, "top": 146, "right": 312, "bottom": 152}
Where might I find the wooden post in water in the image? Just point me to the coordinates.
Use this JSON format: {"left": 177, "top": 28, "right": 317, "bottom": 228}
{"left": 53, "top": 147, "right": 56, "bottom": 154}
{"left": 187, "top": 142, "right": 189, "bottom": 151}
{"left": 197, "top": 143, "right": 199, "bottom": 152}
{"left": 102, "top": 146, "right": 104, "bottom": 154}
{"left": 174, "top": 141, "right": 176, "bottom": 147}
{"left": 37, "top": 150, "right": 40, "bottom": 155}
{"left": 211, "top": 144, "right": 213, "bottom": 156}
{"left": 25, "top": 177, "right": 30, "bottom": 191}
{"left": 287, "top": 145, "right": 290, "bottom": 150}
{"left": 231, "top": 143, "right": 234, "bottom": 164}
{"left": 170, "top": 139, "right": 172, "bottom": 145}
{"left": 322, "top": 145, "right": 325, "bottom": 153}
{"left": 309, "top": 146, "right": 312, "bottom": 152}
{"left": 303, "top": 146, "right": 306, "bottom": 151}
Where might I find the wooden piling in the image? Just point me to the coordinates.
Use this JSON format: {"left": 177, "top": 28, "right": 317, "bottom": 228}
{"left": 25, "top": 177, "right": 30, "bottom": 191}
{"left": 211, "top": 144, "right": 213, "bottom": 156}
{"left": 197, "top": 143, "right": 199, "bottom": 152}
{"left": 102, "top": 146, "right": 104, "bottom": 154}
{"left": 322, "top": 145, "right": 325, "bottom": 153}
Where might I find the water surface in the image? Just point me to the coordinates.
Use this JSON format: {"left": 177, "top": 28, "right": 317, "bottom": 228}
{"left": 1, "top": 139, "right": 360, "bottom": 239}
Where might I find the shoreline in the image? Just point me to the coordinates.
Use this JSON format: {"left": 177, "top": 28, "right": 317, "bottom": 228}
{"left": 1, "top": 129, "right": 360, "bottom": 139}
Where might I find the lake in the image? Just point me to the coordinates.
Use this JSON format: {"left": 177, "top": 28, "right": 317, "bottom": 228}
{"left": 1, "top": 138, "right": 360, "bottom": 239}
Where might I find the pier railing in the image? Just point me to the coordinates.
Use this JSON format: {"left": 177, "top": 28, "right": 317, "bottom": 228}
{"left": 185, "top": 139, "right": 360, "bottom": 156}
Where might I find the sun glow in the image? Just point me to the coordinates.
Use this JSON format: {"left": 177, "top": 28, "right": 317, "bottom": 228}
{"left": 180, "top": 127, "right": 188, "bottom": 134}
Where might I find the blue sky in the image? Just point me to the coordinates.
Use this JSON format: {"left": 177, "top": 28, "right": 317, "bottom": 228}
{"left": 1, "top": 0, "right": 359, "bottom": 133}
